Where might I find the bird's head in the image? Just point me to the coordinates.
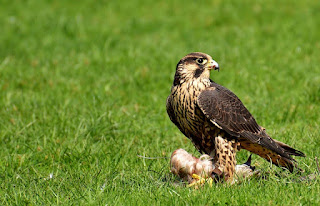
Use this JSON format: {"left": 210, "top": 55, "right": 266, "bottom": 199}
{"left": 174, "top": 52, "right": 219, "bottom": 85}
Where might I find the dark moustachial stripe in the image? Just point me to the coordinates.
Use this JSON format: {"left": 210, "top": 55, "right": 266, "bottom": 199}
{"left": 194, "top": 68, "right": 203, "bottom": 78}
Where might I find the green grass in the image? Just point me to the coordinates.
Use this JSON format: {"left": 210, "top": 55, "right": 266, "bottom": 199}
{"left": 1, "top": 0, "right": 320, "bottom": 205}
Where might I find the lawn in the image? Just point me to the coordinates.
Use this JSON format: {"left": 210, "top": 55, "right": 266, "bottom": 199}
{"left": 0, "top": 0, "right": 319, "bottom": 205}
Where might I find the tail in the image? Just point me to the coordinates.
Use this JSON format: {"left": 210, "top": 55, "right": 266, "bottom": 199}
{"left": 273, "top": 139, "right": 305, "bottom": 172}
{"left": 239, "top": 135, "right": 305, "bottom": 173}
{"left": 273, "top": 139, "right": 305, "bottom": 157}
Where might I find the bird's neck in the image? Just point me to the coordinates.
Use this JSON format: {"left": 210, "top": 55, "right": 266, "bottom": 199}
{"left": 172, "top": 76, "right": 211, "bottom": 93}
{"left": 173, "top": 70, "right": 211, "bottom": 87}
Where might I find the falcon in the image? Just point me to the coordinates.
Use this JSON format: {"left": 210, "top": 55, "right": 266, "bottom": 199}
{"left": 166, "top": 52, "right": 305, "bottom": 181}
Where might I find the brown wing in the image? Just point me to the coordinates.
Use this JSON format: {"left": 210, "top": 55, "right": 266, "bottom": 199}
{"left": 197, "top": 82, "right": 304, "bottom": 171}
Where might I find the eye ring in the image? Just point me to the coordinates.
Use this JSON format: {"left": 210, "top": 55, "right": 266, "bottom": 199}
{"left": 196, "top": 58, "right": 207, "bottom": 65}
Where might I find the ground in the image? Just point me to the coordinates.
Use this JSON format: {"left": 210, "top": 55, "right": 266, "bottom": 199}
{"left": 0, "top": 0, "right": 319, "bottom": 205}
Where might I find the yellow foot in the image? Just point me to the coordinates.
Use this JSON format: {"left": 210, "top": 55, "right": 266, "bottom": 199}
{"left": 187, "top": 174, "right": 213, "bottom": 189}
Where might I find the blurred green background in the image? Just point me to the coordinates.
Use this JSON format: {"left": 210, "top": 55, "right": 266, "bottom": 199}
{"left": 0, "top": 0, "right": 319, "bottom": 205}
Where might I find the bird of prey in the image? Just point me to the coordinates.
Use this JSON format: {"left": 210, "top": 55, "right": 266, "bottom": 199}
{"left": 166, "top": 52, "right": 305, "bottom": 181}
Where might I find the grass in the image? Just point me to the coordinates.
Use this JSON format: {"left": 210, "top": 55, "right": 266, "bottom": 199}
{"left": 0, "top": 0, "right": 319, "bottom": 205}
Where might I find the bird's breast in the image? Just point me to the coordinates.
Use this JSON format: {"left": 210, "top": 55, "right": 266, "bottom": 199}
{"left": 170, "top": 81, "right": 208, "bottom": 136}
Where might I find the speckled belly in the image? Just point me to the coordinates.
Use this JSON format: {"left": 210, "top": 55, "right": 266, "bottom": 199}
{"left": 171, "top": 82, "right": 220, "bottom": 154}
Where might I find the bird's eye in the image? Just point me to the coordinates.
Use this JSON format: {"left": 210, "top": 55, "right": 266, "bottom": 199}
{"left": 196, "top": 58, "right": 207, "bottom": 65}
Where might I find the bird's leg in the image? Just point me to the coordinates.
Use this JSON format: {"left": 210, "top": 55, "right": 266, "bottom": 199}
{"left": 212, "top": 135, "right": 239, "bottom": 182}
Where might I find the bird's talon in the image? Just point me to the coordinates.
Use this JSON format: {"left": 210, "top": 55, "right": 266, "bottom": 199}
{"left": 187, "top": 174, "right": 213, "bottom": 188}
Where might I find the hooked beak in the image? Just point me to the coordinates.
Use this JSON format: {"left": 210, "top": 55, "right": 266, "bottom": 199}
{"left": 207, "top": 60, "right": 220, "bottom": 71}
